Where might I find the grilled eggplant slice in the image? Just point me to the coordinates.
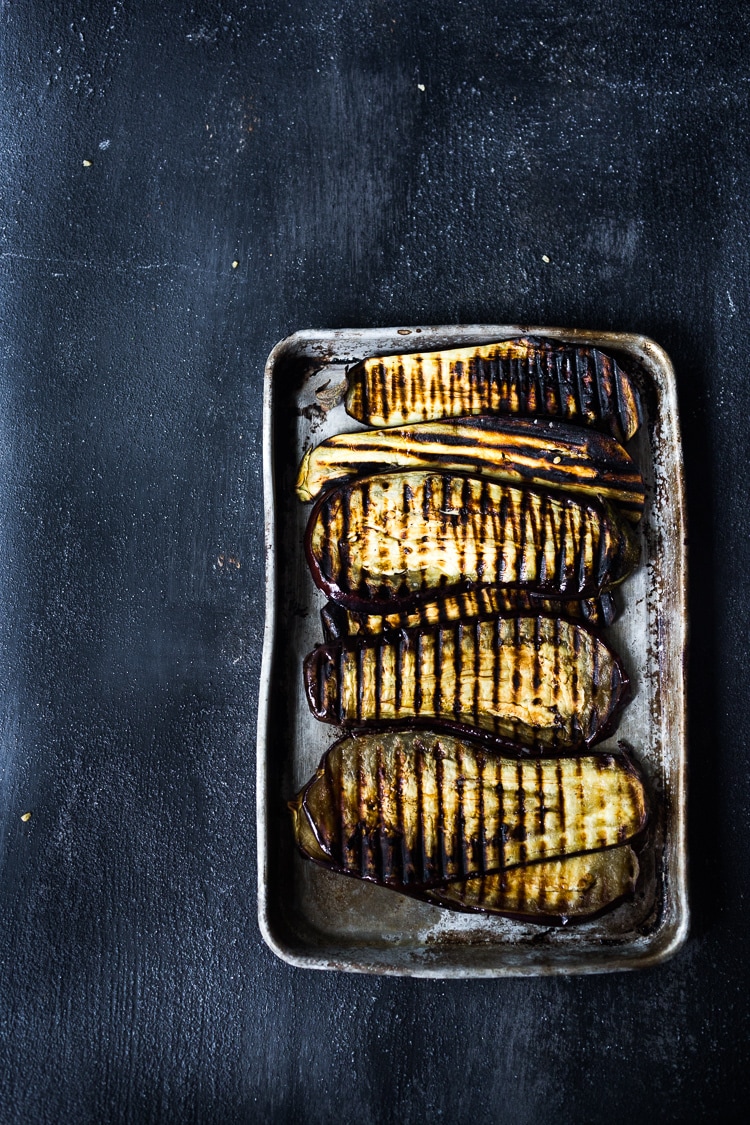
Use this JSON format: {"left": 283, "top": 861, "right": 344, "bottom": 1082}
{"left": 304, "top": 614, "right": 629, "bottom": 751}
{"left": 296, "top": 415, "right": 645, "bottom": 521}
{"left": 320, "top": 589, "right": 617, "bottom": 641}
{"left": 346, "top": 337, "right": 642, "bottom": 443}
{"left": 422, "top": 846, "right": 639, "bottom": 921}
{"left": 306, "top": 471, "right": 639, "bottom": 611}
{"left": 289, "top": 730, "right": 648, "bottom": 887}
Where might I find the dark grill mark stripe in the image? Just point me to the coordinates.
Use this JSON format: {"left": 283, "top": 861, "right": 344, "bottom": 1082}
{"left": 415, "top": 742, "right": 428, "bottom": 883}
{"left": 394, "top": 630, "right": 404, "bottom": 713}
{"left": 477, "top": 754, "right": 487, "bottom": 879}
{"left": 373, "top": 639, "right": 382, "bottom": 722}
{"left": 492, "top": 615, "right": 502, "bottom": 719}
{"left": 413, "top": 631, "right": 423, "bottom": 715}
{"left": 495, "top": 762, "right": 506, "bottom": 871}
{"left": 436, "top": 750, "right": 448, "bottom": 881}
{"left": 336, "top": 647, "right": 346, "bottom": 724}
{"left": 592, "top": 348, "right": 607, "bottom": 428}
{"left": 536, "top": 758, "right": 547, "bottom": 838}
{"left": 453, "top": 621, "right": 463, "bottom": 719}
{"left": 355, "top": 643, "right": 365, "bottom": 722}
{"left": 574, "top": 349, "right": 590, "bottom": 424}
{"left": 516, "top": 759, "right": 528, "bottom": 865}
{"left": 556, "top": 757, "right": 566, "bottom": 846}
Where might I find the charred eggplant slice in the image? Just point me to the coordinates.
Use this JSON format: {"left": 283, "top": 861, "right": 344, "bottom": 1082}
{"left": 306, "top": 471, "right": 640, "bottom": 611}
{"left": 422, "top": 845, "right": 639, "bottom": 921}
{"left": 297, "top": 415, "right": 645, "bottom": 521}
{"left": 289, "top": 730, "right": 648, "bottom": 887}
{"left": 304, "top": 614, "right": 629, "bottom": 751}
{"left": 320, "top": 589, "right": 617, "bottom": 641}
{"left": 345, "top": 337, "right": 642, "bottom": 443}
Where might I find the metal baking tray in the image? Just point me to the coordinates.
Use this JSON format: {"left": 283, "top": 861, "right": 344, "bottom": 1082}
{"left": 257, "top": 324, "right": 687, "bottom": 977}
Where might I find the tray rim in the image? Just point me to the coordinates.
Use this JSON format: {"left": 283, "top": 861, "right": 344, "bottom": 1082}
{"left": 257, "top": 323, "right": 688, "bottom": 977}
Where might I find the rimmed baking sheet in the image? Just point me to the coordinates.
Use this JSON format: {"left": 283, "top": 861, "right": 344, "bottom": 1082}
{"left": 257, "top": 324, "right": 688, "bottom": 977}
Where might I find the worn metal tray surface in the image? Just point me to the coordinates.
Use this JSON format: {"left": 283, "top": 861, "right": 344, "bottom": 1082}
{"left": 257, "top": 324, "right": 687, "bottom": 977}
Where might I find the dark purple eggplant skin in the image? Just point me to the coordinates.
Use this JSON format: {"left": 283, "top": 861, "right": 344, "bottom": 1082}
{"left": 303, "top": 612, "right": 632, "bottom": 754}
{"left": 304, "top": 474, "right": 639, "bottom": 615}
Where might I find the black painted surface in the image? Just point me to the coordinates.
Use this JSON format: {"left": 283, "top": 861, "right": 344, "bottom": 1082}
{"left": 0, "top": 2, "right": 747, "bottom": 1121}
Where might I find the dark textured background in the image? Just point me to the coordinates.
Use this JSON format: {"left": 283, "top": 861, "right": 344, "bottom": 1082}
{"left": 0, "top": 2, "right": 748, "bottom": 1122}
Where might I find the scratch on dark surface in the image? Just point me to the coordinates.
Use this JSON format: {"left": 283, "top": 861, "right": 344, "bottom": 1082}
{"left": 0, "top": 252, "right": 209, "bottom": 276}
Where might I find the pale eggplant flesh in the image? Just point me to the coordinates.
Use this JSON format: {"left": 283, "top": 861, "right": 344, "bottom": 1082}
{"left": 289, "top": 730, "right": 648, "bottom": 889}
{"left": 304, "top": 614, "right": 630, "bottom": 752}
{"left": 296, "top": 415, "right": 645, "bottom": 521}
{"left": 422, "top": 845, "right": 639, "bottom": 922}
{"left": 305, "top": 471, "right": 640, "bottom": 612}
{"left": 345, "top": 337, "right": 642, "bottom": 443}
{"left": 320, "top": 588, "right": 618, "bottom": 641}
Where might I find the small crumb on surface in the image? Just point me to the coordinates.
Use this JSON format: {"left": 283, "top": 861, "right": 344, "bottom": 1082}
{"left": 397, "top": 328, "right": 412, "bottom": 335}
{"left": 417, "top": 83, "right": 425, "bottom": 91}
{"left": 232, "top": 260, "right": 239, "bottom": 268}
{"left": 21, "top": 812, "right": 32, "bottom": 822}
{"left": 82, "top": 159, "right": 92, "bottom": 167}
{"left": 542, "top": 254, "right": 550, "bottom": 263}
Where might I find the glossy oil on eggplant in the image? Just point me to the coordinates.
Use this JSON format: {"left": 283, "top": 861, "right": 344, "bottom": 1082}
{"left": 297, "top": 415, "right": 645, "bottom": 520}
{"left": 306, "top": 471, "right": 640, "bottom": 611}
{"left": 290, "top": 730, "right": 648, "bottom": 888}
{"left": 304, "top": 614, "right": 630, "bottom": 751}
{"left": 345, "top": 337, "right": 642, "bottom": 443}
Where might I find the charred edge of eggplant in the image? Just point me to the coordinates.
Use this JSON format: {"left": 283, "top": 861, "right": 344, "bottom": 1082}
{"left": 302, "top": 644, "right": 339, "bottom": 722}
{"left": 583, "top": 655, "right": 633, "bottom": 748}
{"left": 304, "top": 475, "right": 639, "bottom": 612}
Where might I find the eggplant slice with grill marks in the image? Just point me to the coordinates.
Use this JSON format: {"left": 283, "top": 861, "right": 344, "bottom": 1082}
{"left": 296, "top": 415, "right": 645, "bottom": 521}
{"left": 345, "top": 337, "right": 642, "bottom": 443}
{"left": 289, "top": 730, "right": 648, "bottom": 892}
{"left": 422, "top": 845, "right": 640, "bottom": 922}
{"left": 304, "top": 614, "right": 630, "bottom": 752}
{"left": 320, "top": 588, "right": 617, "bottom": 641}
{"left": 305, "top": 471, "right": 640, "bottom": 612}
